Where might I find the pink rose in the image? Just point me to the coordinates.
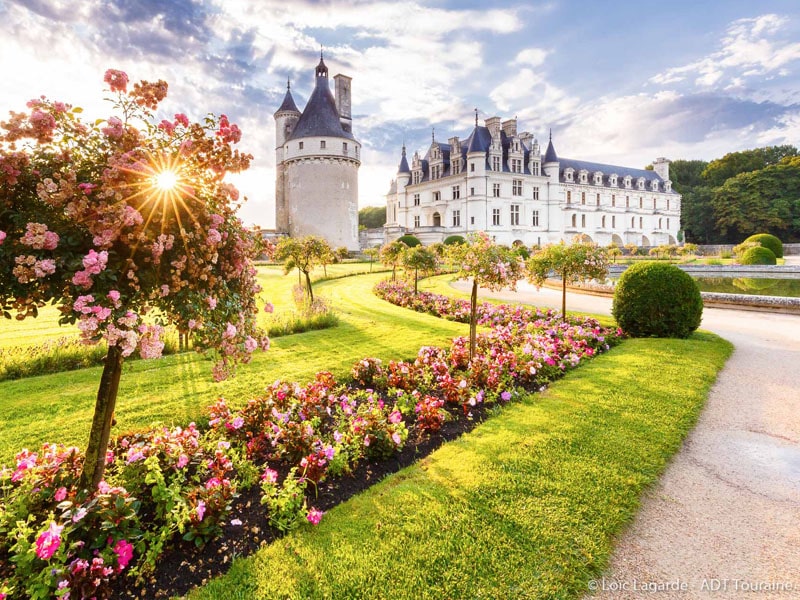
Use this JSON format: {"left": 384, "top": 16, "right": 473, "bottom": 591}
{"left": 0, "top": 230, "right": 6, "bottom": 245}
{"left": 104, "top": 69, "right": 129, "bottom": 93}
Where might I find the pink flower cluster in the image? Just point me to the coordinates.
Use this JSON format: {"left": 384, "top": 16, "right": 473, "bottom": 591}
{"left": 104, "top": 69, "right": 129, "bottom": 93}
{"left": 19, "top": 222, "right": 59, "bottom": 250}
{"left": 216, "top": 115, "right": 242, "bottom": 144}
{"left": 71, "top": 249, "right": 108, "bottom": 290}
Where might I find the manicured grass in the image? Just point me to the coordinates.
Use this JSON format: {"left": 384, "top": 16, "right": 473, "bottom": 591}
{"left": 188, "top": 332, "right": 731, "bottom": 600}
{"left": 0, "top": 272, "right": 465, "bottom": 465}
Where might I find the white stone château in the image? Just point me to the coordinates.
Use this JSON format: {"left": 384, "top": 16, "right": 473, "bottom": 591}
{"left": 274, "top": 55, "right": 361, "bottom": 251}
{"left": 385, "top": 115, "right": 680, "bottom": 247}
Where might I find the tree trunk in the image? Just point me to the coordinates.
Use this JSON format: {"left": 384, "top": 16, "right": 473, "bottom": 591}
{"left": 561, "top": 276, "right": 567, "bottom": 322}
{"left": 392, "top": 265, "right": 396, "bottom": 281}
{"left": 305, "top": 270, "right": 314, "bottom": 303}
{"left": 469, "top": 279, "right": 478, "bottom": 361}
{"left": 80, "top": 345, "right": 124, "bottom": 490}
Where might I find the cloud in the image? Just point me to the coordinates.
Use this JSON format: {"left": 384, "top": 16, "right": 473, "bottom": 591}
{"left": 651, "top": 14, "right": 800, "bottom": 90}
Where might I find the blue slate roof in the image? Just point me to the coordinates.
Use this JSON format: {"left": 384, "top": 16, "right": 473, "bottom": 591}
{"left": 543, "top": 138, "right": 558, "bottom": 163}
{"left": 558, "top": 157, "right": 677, "bottom": 193}
{"left": 275, "top": 87, "right": 300, "bottom": 114}
{"left": 465, "top": 126, "right": 493, "bottom": 153}
{"left": 288, "top": 59, "right": 355, "bottom": 141}
{"left": 398, "top": 146, "right": 410, "bottom": 173}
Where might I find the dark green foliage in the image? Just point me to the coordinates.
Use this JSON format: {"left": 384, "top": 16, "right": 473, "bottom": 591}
{"left": 612, "top": 262, "right": 703, "bottom": 338}
{"left": 743, "top": 233, "right": 783, "bottom": 258}
{"left": 358, "top": 206, "right": 387, "bottom": 229}
{"left": 396, "top": 234, "right": 421, "bottom": 247}
{"left": 443, "top": 235, "right": 466, "bottom": 245}
{"left": 701, "top": 145, "right": 797, "bottom": 187}
{"left": 512, "top": 245, "right": 530, "bottom": 259}
{"left": 738, "top": 246, "right": 776, "bottom": 265}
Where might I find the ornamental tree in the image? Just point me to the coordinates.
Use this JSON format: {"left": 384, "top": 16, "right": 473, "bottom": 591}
{"left": 0, "top": 69, "right": 269, "bottom": 490}
{"left": 446, "top": 232, "right": 523, "bottom": 359}
{"left": 379, "top": 240, "right": 407, "bottom": 281}
{"left": 274, "top": 235, "right": 331, "bottom": 302}
{"left": 526, "top": 240, "right": 609, "bottom": 321}
{"left": 401, "top": 245, "right": 438, "bottom": 294}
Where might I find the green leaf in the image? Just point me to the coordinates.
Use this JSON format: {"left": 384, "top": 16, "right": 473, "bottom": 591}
{"left": 72, "top": 107, "right": 83, "bottom": 114}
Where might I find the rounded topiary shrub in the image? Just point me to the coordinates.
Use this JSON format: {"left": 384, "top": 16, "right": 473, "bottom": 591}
{"left": 443, "top": 235, "right": 466, "bottom": 246}
{"left": 744, "top": 233, "right": 783, "bottom": 258}
{"left": 738, "top": 245, "right": 777, "bottom": 265}
{"left": 612, "top": 262, "right": 703, "bottom": 338}
{"left": 396, "top": 234, "right": 421, "bottom": 247}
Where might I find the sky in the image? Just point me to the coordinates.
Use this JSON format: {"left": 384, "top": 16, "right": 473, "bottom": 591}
{"left": 2, "top": 0, "right": 800, "bottom": 229}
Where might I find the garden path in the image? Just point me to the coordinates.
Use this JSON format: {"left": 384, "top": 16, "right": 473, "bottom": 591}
{"left": 451, "top": 279, "right": 800, "bottom": 599}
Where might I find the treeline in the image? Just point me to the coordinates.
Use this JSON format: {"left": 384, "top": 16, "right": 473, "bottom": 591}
{"left": 673, "top": 145, "right": 800, "bottom": 243}
{"left": 358, "top": 205, "right": 386, "bottom": 229}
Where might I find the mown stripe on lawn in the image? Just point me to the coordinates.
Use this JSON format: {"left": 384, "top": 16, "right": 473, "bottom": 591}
{"left": 189, "top": 332, "right": 731, "bottom": 600}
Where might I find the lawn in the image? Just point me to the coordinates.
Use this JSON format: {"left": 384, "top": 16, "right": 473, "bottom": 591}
{"left": 0, "top": 268, "right": 732, "bottom": 600}
{"left": 0, "top": 269, "right": 459, "bottom": 465}
{"left": 188, "top": 331, "right": 731, "bottom": 600}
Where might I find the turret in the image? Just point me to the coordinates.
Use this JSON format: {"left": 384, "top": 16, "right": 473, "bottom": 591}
{"left": 396, "top": 145, "right": 411, "bottom": 192}
{"left": 273, "top": 79, "right": 301, "bottom": 149}
{"left": 543, "top": 130, "right": 560, "bottom": 184}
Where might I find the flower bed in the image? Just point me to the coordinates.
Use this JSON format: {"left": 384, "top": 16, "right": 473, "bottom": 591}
{"left": 0, "top": 282, "right": 621, "bottom": 599}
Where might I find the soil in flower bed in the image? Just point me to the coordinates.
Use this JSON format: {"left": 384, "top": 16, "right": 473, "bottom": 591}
{"left": 113, "top": 403, "right": 493, "bottom": 599}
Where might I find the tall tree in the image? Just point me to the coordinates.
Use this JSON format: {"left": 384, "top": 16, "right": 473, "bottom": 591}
{"left": 0, "top": 69, "right": 268, "bottom": 489}
{"left": 702, "top": 145, "right": 797, "bottom": 187}
{"left": 358, "top": 206, "right": 387, "bottom": 229}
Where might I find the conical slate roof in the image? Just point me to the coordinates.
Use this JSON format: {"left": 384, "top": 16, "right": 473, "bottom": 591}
{"left": 275, "top": 87, "right": 300, "bottom": 114}
{"left": 398, "top": 146, "right": 410, "bottom": 173}
{"left": 543, "top": 132, "right": 558, "bottom": 163}
{"left": 288, "top": 58, "right": 355, "bottom": 141}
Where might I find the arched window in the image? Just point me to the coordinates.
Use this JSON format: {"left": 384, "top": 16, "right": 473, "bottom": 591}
{"left": 433, "top": 212, "right": 441, "bottom": 227}
{"left": 602, "top": 216, "right": 606, "bottom": 228}
{"left": 581, "top": 214, "right": 586, "bottom": 227}
{"left": 571, "top": 214, "right": 577, "bottom": 227}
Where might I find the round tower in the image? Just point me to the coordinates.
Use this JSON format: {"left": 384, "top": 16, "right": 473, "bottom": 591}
{"left": 280, "top": 55, "right": 361, "bottom": 251}
{"left": 542, "top": 130, "right": 560, "bottom": 185}
{"left": 274, "top": 79, "right": 301, "bottom": 234}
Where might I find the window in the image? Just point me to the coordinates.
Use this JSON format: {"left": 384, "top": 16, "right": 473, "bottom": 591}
{"left": 667, "top": 218, "right": 670, "bottom": 229}
{"left": 581, "top": 192, "right": 586, "bottom": 205}
{"left": 492, "top": 208, "right": 501, "bottom": 226}
{"left": 596, "top": 193, "right": 600, "bottom": 206}
{"left": 580, "top": 172, "right": 587, "bottom": 183}
{"left": 470, "top": 162, "right": 475, "bottom": 172}
{"left": 602, "top": 216, "right": 606, "bottom": 228}
{"left": 343, "top": 142, "right": 348, "bottom": 153}
{"left": 626, "top": 195, "right": 630, "bottom": 208}
{"left": 638, "top": 178, "right": 645, "bottom": 190}
{"left": 320, "top": 140, "right": 326, "bottom": 149}
{"left": 571, "top": 214, "right": 577, "bottom": 227}
{"left": 581, "top": 214, "right": 586, "bottom": 228}
{"left": 565, "top": 169, "right": 574, "bottom": 182}
{"left": 492, "top": 156, "right": 501, "bottom": 171}
{"left": 470, "top": 187, "right": 475, "bottom": 196}
{"left": 299, "top": 141, "right": 304, "bottom": 150}
{"left": 414, "top": 215, "right": 420, "bottom": 228}
{"left": 510, "top": 204, "right": 520, "bottom": 226}
{"left": 631, "top": 217, "right": 635, "bottom": 228}
{"left": 413, "top": 172, "right": 421, "bottom": 184}
{"left": 470, "top": 216, "right": 475, "bottom": 225}
{"left": 433, "top": 191, "right": 441, "bottom": 202}
{"left": 531, "top": 161, "right": 540, "bottom": 176}
{"left": 639, "top": 197, "right": 643, "bottom": 208}
{"left": 639, "top": 216, "right": 643, "bottom": 228}
{"left": 653, "top": 198, "right": 657, "bottom": 209}
{"left": 511, "top": 158, "right": 522, "bottom": 173}
{"left": 492, "top": 183, "right": 501, "bottom": 197}
{"left": 658, "top": 218, "right": 663, "bottom": 229}
{"left": 667, "top": 198, "right": 670, "bottom": 210}
{"left": 452, "top": 210, "right": 461, "bottom": 227}
{"left": 452, "top": 185, "right": 461, "bottom": 200}
{"left": 532, "top": 186, "right": 539, "bottom": 200}
{"left": 612, "top": 216, "right": 616, "bottom": 228}
{"left": 532, "top": 210, "right": 540, "bottom": 227}
{"left": 512, "top": 179, "right": 523, "bottom": 196}
{"left": 567, "top": 190, "right": 572, "bottom": 203}
{"left": 611, "top": 194, "right": 616, "bottom": 207}
{"left": 594, "top": 173, "right": 602, "bottom": 185}
{"left": 413, "top": 194, "right": 420, "bottom": 206}
{"left": 433, "top": 212, "right": 441, "bottom": 227}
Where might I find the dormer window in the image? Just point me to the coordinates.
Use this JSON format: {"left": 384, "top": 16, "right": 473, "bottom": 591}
{"left": 610, "top": 174, "right": 618, "bottom": 187}
{"left": 579, "top": 170, "right": 588, "bottom": 184}
{"left": 594, "top": 172, "right": 603, "bottom": 185}
{"left": 624, "top": 176, "right": 632, "bottom": 189}
{"left": 565, "top": 168, "right": 574, "bottom": 182}
{"left": 651, "top": 180, "right": 659, "bottom": 191}
{"left": 637, "top": 177, "right": 645, "bottom": 190}
{"left": 665, "top": 181, "right": 672, "bottom": 192}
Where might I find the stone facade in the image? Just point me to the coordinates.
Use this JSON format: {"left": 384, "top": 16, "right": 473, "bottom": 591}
{"left": 274, "top": 56, "right": 361, "bottom": 251}
{"left": 385, "top": 116, "right": 681, "bottom": 247}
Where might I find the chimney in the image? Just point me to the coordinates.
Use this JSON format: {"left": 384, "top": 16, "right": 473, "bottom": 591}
{"left": 485, "top": 116, "right": 501, "bottom": 140}
{"left": 653, "top": 157, "right": 670, "bottom": 181}
{"left": 501, "top": 118, "right": 517, "bottom": 137}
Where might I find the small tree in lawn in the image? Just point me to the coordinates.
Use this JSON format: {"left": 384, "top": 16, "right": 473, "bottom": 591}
{"left": 526, "top": 240, "right": 609, "bottom": 321}
{"left": 0, "top": 69, "right": 269, "bottom": 490}
{"left": 447, "top": 232, "right": 523, "bottom": 359}
{"left": 401, "top": 245, "right": 438, "bottom": 294}
{"left": 364, "top": 246, "right": 380, "bottom": 272}
{"left": 380, "top": 240, "right": 407, "bottom": 281}
{"left": 275, "top": 235, "right": 330, "bottom": 302}
{"left": 606, "top": 244, "right": 623, "bottom": 263}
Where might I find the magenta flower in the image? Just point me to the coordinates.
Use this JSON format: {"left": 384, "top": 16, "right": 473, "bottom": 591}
{"left": 306, "top": 507, "right": 324, "bottom": 525}
{"left": 113, "top": 539, "right": 134, "bottom": 570}
{"left": 261, "top": 468, "right": 278, "bottom": 484}
{"left": 388, "top": 410, "right": 402, "bottom": 424}
{"left": 35, "top": 521, "right": 64, "bottom": 560}
{"left": 0, "top": 230, "right": 6, "bottom": 245}
{"left": 196, "top": 500, "right": 206, "bottom": 522}
{"left": 54, "top": 487, "right": 67, "bottom": 502}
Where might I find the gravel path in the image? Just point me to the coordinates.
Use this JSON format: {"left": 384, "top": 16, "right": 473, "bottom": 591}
{"left": 451, "top": 279, "right": 800, "bottom": 598}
